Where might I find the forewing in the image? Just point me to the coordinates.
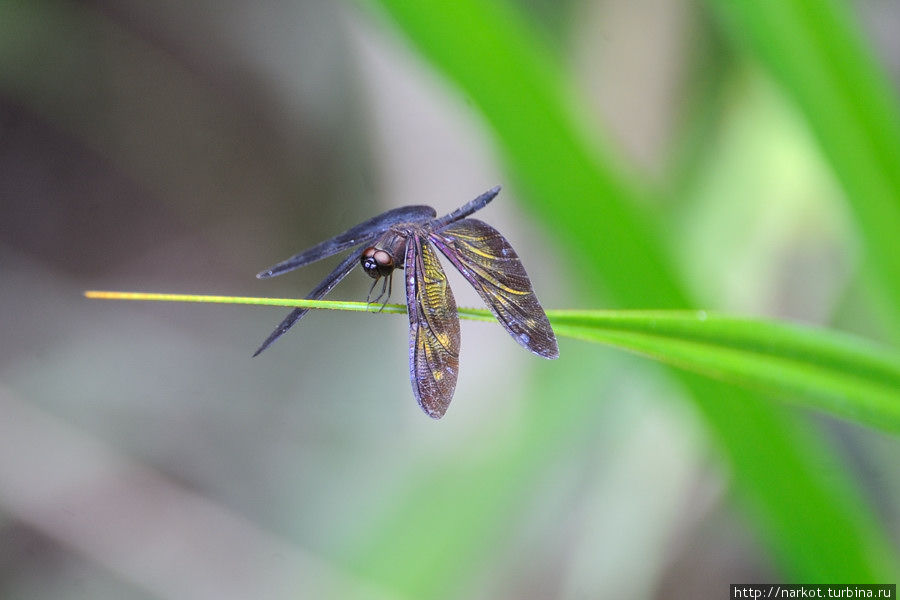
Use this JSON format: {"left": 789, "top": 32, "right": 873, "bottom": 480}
{"left": 405, "top": 234, "right": 461, "bottom": 419}
{"left": 252, "top": 245, "right": 362, "bottom": 357}
{"left": 430, "top": 219, "right": 558, "bottom": 359}
{"left": 257, "top": 205, "right": 436, "bottom": 278}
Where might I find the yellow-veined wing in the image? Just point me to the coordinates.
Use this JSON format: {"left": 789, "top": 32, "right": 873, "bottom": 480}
{"left": 430, "top": 219, "right": 558, "bottom": 359}
{"left": 405, "top": 234, "right": 461, "bottom": 419}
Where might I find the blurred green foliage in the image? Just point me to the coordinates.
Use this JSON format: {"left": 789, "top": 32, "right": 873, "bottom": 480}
{"left": 339, "top": 0, "right": 900, "bottom": 594}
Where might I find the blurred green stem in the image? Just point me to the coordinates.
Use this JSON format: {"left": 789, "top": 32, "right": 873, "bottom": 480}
{"left": 708, "top": 0, "right": 900, "bottom": 341}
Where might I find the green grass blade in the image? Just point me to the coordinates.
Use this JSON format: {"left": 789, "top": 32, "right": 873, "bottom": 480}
{"left": 86, "top": 291, "right": 900, "bottom": 434}
{"left": 84, "top": 290, "right": 412, "bottom": 315}
{"left": 83, "top": 290, "right": 496, "bottom": 321}
{"left": 708, "top": 0, "right": 900, "bottom": 338}
{"left": 550, "top": 310, "right": 900, "bottom": 432}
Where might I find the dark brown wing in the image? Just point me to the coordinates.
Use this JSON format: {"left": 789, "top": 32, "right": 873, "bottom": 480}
{"left": 405, "top": 233, "right": 461, "bottom": 419}
{"left": 430, "top": 219, "right": 558, "bottom": 359}
{"left": 252, "top": 246, "right": 362, "bottom": 357}
{"left": 252, "top": 205, "right": 438, "bottom": 355}
{"left": 256, "top": 205, "right": 436, "bottom": 279}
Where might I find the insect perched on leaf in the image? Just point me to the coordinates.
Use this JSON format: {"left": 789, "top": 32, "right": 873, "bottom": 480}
{"left": 254, "top": 186, "right": 558, "bottom": 418}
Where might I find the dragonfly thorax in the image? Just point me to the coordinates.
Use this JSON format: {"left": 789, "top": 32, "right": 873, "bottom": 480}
{"left": 361, "top": 230, "right": 408, "bottom": 279}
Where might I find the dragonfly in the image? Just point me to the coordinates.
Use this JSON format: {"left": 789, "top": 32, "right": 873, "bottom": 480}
{"left": 254, "top": 186, "right": 558, "bottom": 418}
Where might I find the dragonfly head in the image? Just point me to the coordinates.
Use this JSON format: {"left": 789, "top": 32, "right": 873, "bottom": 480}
{"left": 361, "top": 247, "right": 395, "bottom": 279}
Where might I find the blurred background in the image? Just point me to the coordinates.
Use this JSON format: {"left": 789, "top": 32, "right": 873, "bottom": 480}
{"left": 1, "top": 0, "right": 899, "bottom": 598}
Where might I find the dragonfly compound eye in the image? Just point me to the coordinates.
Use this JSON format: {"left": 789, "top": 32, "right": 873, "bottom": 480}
{"left": 361, "top": 247, "right": 394, "bottom": 278}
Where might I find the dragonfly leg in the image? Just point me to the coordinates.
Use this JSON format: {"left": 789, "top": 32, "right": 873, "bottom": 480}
{"left": 368, "top": 274, "right": 391, "bottom": 308}
{"left": 377, "top": 273, "right": 393, "bottom": 312}
{"left": 366, "top": 277, "right": 381, "bottom": 305}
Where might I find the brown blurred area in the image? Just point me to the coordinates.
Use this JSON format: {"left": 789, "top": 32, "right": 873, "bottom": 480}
{"left": 0, "top": 2, "right": 409, "bottom": 598}
{"left": 1, "top": 1, "right": 373, "bottom": 279}
{"left": 0, "top": 1, "right": 530, "bottom": 597}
